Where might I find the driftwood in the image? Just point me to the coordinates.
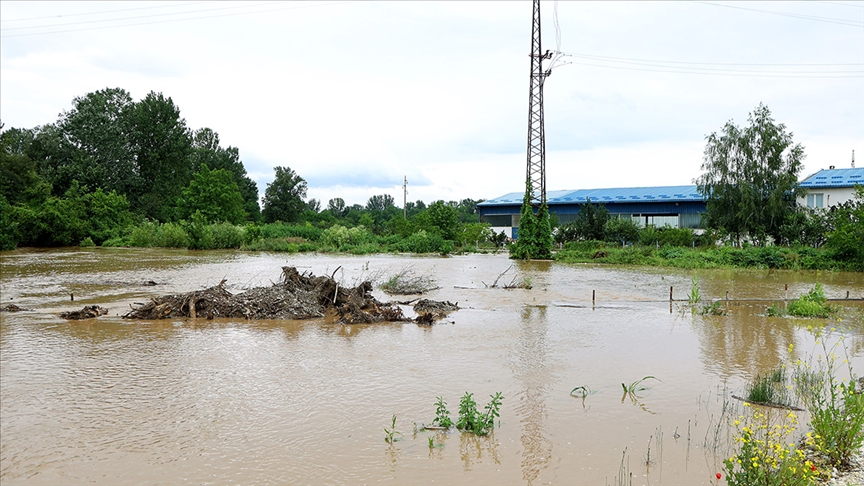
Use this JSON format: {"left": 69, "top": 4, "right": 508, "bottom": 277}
{"left": 124, "top": 267, "right": 410, "bottom": 324}
{"left": 60, "top": 305, "right": 108, "bottom": 320}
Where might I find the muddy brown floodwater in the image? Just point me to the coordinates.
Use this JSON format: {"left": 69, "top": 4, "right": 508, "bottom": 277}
{"left": 1, "top": 248, "right": 863, "bottom": 485}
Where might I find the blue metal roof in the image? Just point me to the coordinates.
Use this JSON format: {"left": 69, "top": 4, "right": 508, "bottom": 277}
{"left": 478, "top": 185, "right": 703, "bottom": 207}
{"left": 800, "top": 168, "right": 864, "bottom": 189}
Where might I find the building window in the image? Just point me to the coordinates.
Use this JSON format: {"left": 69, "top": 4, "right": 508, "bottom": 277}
{"left": 806, "top": 193, "right": 824, "bottom": 208}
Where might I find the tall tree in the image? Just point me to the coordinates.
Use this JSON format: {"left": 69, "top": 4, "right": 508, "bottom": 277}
{"left": 262, "top": 166, "right": 307, "bottom": 223}
{"left": 50, "top": 88, "right": 138, "bottom": 197}
{"left": 130, "top": 91, "right": 193, "bottom": 221}
{"left": 696, "top": 104, "right": 804, "bottom": 246}
{"left": 190, "top": 128, "right": 260, "bottom": 221}
{"left": 178, "top": 164, "right": 246, "bottom": 224}
{"left": 327, "top": 197, "right": 346, "bottom": 217}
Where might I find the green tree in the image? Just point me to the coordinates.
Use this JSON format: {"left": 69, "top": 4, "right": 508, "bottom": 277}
{"left": 48, "top": 88, "right": 138, "bottom": 197}
{"left": 0, "top": 126, "right": 51, "bottom": 205}
{"left": 696, "top": 103, "right": 804, "bottom": 246}
{"left": 190, "top": 128, "right": 260, "bottom": 222}
{"left": 262, "top": 166, "right": 307, "bottom": 223}
{"left": 604, "top": 216, "right": 641, "bottom": 245}
{"left": 130, "top": 91, "right": 193, "bottom": 221}
{"left": 416, "top": 200, "right": 460, "bottom": 240}
{"left": 178, "top": 164, "right": 247, "bottom": 224}
{"left": 559, "top": 198, "right": 609, "bottom": 242}
{"left": 824, "top": 186, "right": 864, "bottom": 264}
{"left": 366, "top": 194, "right": 395, "bottom": 212}
{"left": 327, "top": 197, "right": 346, "bottom": 217}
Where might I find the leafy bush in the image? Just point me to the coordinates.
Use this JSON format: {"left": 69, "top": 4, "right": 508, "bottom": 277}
{"left": 787, "top": 284, "right": 833, "bottom": 318}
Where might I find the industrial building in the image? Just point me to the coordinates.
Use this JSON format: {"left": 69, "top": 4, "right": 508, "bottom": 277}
{"left": 477, "top": 185, "right": 706, "bottom": 238}
{"left": 798, "top": 167, "right": 864, "bottom": 209}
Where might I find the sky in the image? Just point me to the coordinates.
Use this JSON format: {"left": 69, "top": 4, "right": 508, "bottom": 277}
{"left": 1, "top": 1, "right": 863, "bottom": 207}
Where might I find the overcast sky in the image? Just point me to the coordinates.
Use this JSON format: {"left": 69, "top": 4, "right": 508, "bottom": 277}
{"left": 2, "top": 1, "right": 863, "bottom": 206}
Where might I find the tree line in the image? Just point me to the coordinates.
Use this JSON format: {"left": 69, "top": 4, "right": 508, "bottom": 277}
{"left": 0, "top": 87, "right": 494, "bottom": 251}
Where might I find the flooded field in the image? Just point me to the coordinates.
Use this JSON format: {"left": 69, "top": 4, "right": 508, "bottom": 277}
{"left": 1, "top": 248, "right": 862, "bottom": 485}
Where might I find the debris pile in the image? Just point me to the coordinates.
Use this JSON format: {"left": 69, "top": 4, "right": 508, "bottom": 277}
{"left": 1, "top": 304, "right": 28, "bottom": 312}
{"left": 60, "top": 305, "right": 108, "bottom": 320}
{"left": 123, "top": 266, "right": 411, "bottom": 324}
{"left": 413, "top": 299, "right": 459, "bottom": 325}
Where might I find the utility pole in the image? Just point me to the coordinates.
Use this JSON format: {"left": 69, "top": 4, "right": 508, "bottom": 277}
{"left": 403, "top": 176, "right": 408, "bottom": 219}
{"left": 526, "top": 0, "right": 551, "bottom": 205}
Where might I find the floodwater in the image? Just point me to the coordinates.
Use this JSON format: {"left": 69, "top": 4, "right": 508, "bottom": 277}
{"left": 1, "top": 248, "right": 862, "bottom": 486}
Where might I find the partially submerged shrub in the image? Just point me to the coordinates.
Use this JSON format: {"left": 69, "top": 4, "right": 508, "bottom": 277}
{"left": 787, "top": 284, "right": 833, "bottom": 318}
{"left": 379, "top": 267, "right": 438, "bottom": 295}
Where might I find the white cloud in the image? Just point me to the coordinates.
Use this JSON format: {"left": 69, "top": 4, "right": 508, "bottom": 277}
{"left": 2, "top": 1, "right": 862, "bottom": 205}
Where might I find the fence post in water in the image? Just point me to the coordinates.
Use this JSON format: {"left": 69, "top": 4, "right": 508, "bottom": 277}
{"left": 670, "top": 286, "right": 673, "bottom": 302}
{"left": 592, "top": 290, "right": 595, "bottom": 305}
{"left": 785, "top": 284, "right": 788, "bottom": 301}
{"left": 847, "top": 290, "right": 851, "bottom": 300}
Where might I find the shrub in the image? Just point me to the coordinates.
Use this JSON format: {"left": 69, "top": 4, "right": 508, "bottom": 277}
{"left": 787, "top": 284, "right": 833, "bottom": 318}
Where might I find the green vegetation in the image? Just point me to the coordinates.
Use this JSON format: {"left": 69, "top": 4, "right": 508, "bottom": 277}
{"left": 745, "top": 367, "right": 793, "bottom": 408}
{"left": 688, "top": 277, "right": 701, "bottom": 304}
{"left": 723, "top": 408, "right": 819, "bottom": 486}
{"left": 696, "top": 103, "right": 804, "bottom": 247}
{"left": 511, "top": 178, "right": 553, "bottom": 260}
{"left": 453, "top": 392, "right": 504, "bottom": 436}
{"left": 787, "top": 284, "right": 834, "bottom": 318}
{"left": 384, "top": 414, "right": 402, "bottom": 444}
{"left": 793, "top": 337, "right": 864, "bottom": 468}
{"left": 554, "top": 240, "right": 862, "bottom": 271}
{"left": 432, "top": 396, "right": 453, "bottom": 428}
{"left": 622, "top": 376, "right": 660, "bottom": 401}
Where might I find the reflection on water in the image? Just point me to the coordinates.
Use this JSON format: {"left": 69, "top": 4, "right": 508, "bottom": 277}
{"left": 513, "top": 305, "right": 552, "bottom": 485}
{"left": 1, "top": 249, "right": 863, "bottom": 485}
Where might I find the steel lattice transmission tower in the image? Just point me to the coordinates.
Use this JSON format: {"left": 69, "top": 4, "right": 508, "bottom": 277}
{"left": 525, "top": 0, "right": 551, "bottom": 205}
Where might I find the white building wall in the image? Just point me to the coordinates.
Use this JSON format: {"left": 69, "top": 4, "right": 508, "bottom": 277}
{"left": 797, "top": 187, "right": 857, "bottom": 209}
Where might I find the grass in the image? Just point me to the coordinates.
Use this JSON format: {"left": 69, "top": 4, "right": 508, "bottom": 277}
{"left": 744, "top": 367, "right": 793, "bottom": 408}
{"left": 622, "top": 376, "right": 660, "bottom": 401}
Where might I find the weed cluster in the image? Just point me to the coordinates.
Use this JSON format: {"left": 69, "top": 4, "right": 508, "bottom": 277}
{"left": 379, "top": 267, "right": 438, "bottom": 295}
{"left": 723, "top": 408, "right": 819, "bottom": 486}
{"left": 793, "top": 337, "right": 864, "bottom": 468}
{"left": 428, "top": 392, "right": 504, "bottom": 437}
{"left": 384, "top": 414, "right": 402, "bottom": 444}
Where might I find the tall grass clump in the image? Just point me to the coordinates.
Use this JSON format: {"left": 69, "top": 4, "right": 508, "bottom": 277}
{"left": 455, "top": 392, "right": 503, "bottom": 436}
{"left": 793, "top": 336, "right": 864, "bottom": 468}
{"left": 128, "top": 221, "right": 190, "bottom": 248}
{"left": 745, "top": 367, "right": 793, "bottom": 408}
{"left": 787, "top": 284, "right": 834, "bottom": 318}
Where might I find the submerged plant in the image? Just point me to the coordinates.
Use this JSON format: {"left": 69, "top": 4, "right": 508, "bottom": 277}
{"left": 384, "top": 414, "right": 403, "bottom": 444}
{"left": 622, "top": 376, "right": 660, "bottom": 397}
{"left": 570, "top": 385, "right": 596, "bottom": 398}
{"left": 766, "top": 303, "right": 784, "bottom": 317}
{"left": 432, "top": 396, "right": 453, "bottom": 428}
{"left": 455, "top": 391, "right": 504, "bottom": 436}
{"left": 701, "top": 301, "right": 727, "bottom": 316}
{"left": 688, "top": 276, "right": 701, "bottom": 304}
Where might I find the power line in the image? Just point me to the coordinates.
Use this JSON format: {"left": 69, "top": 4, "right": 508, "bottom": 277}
{"left": 567, "top": 60, "right": 863, "bottom": 78}
{"left": 0, "top": 1, "right": 348, "bottom": 38}
{"left": 559, "top": 52, "right": 863, "bottom": 67}
{"left": 0, "top": 2, "right": 204, "bottom": 23}
{"left": 1, "top": 2, "right": 278, "bottom": 31}
{"left": 697, "top": 2, "right": 864, "bottom": 28}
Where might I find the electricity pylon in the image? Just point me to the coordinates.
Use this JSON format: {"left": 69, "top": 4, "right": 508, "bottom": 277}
{"left": 525, "top": 0, "right": 551, "bottom": 205}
